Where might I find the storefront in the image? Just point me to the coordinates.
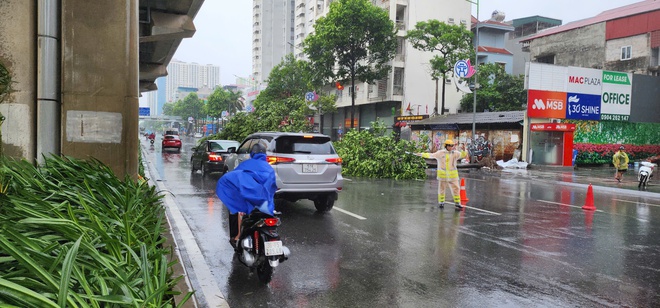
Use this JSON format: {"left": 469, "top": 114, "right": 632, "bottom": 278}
{"left": 529, "top": 123, "right": 576, "bottom": 166}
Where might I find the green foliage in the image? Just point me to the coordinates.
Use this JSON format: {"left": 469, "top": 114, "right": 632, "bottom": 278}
{"left": 574, "top": 143, "right": 660, "bottom": 164}
{"left": 0, "top": 155, "right": 191, "bottom": 306}
{"left": 0, "top": 62, "right": 12, "bottom": 155}
{"left": 405, "top": 20, "right": 474, "bottom": 79}
{"left": 334, "top": 120, "right": 428, "bottom": 179}
{"left": 459, "top": 63, "right": 526, "bottom": 112}
{"left": 162, "top": 92, "right": 205, "bottom": 122}
{"left": 216, "top": 55, "right": 337, "bottom": 142}
{"left": 568, "top": 120, "right": 660, "bottom": 144}
{"left": 406, "top": 20, "right": 473, "bottom": 113}
{"left": 304, "top": 0, "right": 396, "bottom": 128}
{"left": 0, "top": 62, "right": 10, "bottom": 105}
{"left": 206, "top": 87, "right": 244, "bottom": 118}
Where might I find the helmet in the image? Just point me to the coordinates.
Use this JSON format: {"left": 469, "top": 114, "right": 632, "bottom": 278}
{"left": 250, "top": 142, "right": 267, "bottom": 157}
{"left": 619, "top": 146, "right": 625, "bottom": 150}
{"left": 444, "top": 139, "right": 454, "bottom": 146}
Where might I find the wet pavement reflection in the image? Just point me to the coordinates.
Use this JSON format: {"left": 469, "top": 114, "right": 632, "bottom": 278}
{"left": 142, "top": 137, "right": 660, "bottom": 307}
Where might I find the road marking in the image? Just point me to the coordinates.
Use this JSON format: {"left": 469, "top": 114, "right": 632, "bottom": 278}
{"left": 538, "top": 200, "right": 649, "bottom": 222}
{"left": 143, "top": 146, "right": 228, "bottom": 308}
{"left": 614, "top": 199, "right": 660, "bottom": 207}
{"left": 464, "top": 205, "right": 502, "bottom": 215}
{"left": 538, "top": 200, "right": 605, "bottom": 212}
{"left": 333, "top": 207, "right": 367, "bottom": 220}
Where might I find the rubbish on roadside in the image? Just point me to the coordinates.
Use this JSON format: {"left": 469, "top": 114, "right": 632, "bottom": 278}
{"left": 496, "top": 158, "right": 529, "bottom": 169}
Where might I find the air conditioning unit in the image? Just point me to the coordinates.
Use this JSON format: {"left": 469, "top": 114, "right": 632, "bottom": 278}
{"left": 448, "top": 18, "right": 455, "bottom": 24}
{"left": 460, "top": 19, "right": 467, "bottom": 25}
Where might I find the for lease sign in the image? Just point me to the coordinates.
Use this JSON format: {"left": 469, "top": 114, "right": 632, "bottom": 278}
{"left": 600, "top": 71, "right": 632, "bottom": 121}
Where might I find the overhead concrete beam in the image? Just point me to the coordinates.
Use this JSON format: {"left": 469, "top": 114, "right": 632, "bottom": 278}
{"left": 139, "top": 62, "right": 167, "bottom": 80}
{"left": 140, "top": 11, "right": 195, "bottom": 43}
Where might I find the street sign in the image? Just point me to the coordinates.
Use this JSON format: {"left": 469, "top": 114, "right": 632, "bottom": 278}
{"left": 454, "top": 59, "right": 475, "bottom": 78}
{"left": 139, "top": 107, "right": 150, "bottom": 116}
{"left": 305, "top": 92, "right": 315, "bottom": 101}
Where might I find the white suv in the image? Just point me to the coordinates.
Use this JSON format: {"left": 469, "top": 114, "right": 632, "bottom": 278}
{"left": 224, "top": 132, "right": 343, "bottom": 212}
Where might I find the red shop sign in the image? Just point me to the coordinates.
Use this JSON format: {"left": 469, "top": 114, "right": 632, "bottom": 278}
{"left": 530, "top": 123, "right": 576, "bottom": 132}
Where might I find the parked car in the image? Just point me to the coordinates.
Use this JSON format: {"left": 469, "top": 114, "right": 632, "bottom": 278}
{"left": 224, "top": 132, "right": 343, "bottom": 212}
{"left": 162, "top": 135, "right": 182, "bottom": 152}
{"left": 191, "top": 139, "right": 240, "bottom": 176}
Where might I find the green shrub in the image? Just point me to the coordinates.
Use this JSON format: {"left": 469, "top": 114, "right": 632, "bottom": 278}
{"left": 334, "top": 120, "right": 427, "bottom": 179}
{"left": 0, "top": 155, "right": 191, "bottom": 307}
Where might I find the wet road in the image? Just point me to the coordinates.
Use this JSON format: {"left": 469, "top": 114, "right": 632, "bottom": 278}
{"left": 142, "top": 137, "right": 660, "bottom": 307}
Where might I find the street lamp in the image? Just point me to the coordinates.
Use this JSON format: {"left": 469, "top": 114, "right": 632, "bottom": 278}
{"left": 466, "top": 0, "right": 479, "bottom": 153}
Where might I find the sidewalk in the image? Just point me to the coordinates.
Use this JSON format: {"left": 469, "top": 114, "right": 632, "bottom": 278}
{"left": 496, "top": 164, "right": 660, "bottom": 197}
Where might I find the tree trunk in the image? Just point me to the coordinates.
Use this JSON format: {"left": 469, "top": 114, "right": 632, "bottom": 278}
{"left": 434, "top": 78, "right": 438, "bottom": 115}
{"left": 441, "top": 76, "right": 447, "bottom": 115}
{"left": 350, "top": 76, "right": 356, "bottom": 131}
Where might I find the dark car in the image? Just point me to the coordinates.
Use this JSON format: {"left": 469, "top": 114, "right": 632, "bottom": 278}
{"left": 191, "top": 139, "right": 240, "bottom": 176}
{"left": 162, "top": 135, "right": 182, "bottom": 152}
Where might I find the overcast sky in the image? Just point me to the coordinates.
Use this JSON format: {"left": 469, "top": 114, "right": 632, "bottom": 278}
{"left": 172, "top": 0, "right": 643, "bottom": 86}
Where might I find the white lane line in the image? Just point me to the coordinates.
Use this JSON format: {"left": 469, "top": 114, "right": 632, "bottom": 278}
{"left": 538, "top": 199, "right": 649, "bottom": 222}
{"left": 538, "top": 200, "right": 605, "bottom": 212}
{"left": 333, "top": 207, "right": 367, "bottom": 220}
{"left": 144, "top": 147, "right": 228, "bottom": 308}
{"left": 464, "top": 205, "right": 502, "bottom": 215}
{"left": 614, "top": 199, "right": 660, "bottom": 207}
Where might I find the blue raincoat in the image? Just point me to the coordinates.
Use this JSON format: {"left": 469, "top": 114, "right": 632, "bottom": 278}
{"left": 215, "top": 153, "right": 277, "bottom": 215}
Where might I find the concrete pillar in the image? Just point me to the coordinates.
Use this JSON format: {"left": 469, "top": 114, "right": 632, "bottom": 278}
{"left": 61, "top": 0, "right": 139, "bottom": 179}
{"left": 0, "top": 0, "right": 37, "bottom": 160}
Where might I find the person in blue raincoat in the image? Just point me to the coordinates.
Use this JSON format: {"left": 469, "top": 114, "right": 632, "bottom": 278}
{"left": 216, "top": 142, "right": 277, "bottom": 247}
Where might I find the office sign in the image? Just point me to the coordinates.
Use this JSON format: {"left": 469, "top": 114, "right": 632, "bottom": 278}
{"left": 600, "top": 71, "right": 632, "bottom": 121}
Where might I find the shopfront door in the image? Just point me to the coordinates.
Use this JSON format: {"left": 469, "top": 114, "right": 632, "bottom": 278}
{"left": 530, "top": 131, "right": 564, "bottom": 165}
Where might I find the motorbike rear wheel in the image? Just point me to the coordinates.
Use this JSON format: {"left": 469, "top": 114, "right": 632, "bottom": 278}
{"left": 256, "top": 260, "right": 273, "bottom": 284}
{"left": 639, "top": 174, "right": 648, "bottom": 188}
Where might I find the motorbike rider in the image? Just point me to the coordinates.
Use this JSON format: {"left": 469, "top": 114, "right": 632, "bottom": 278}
{"left": 148, "top": 132, "right": 155, "bottom": 140}
{"left": 215, "top": 142, "right": 277, "bottom": 248}
{"left": 415, "top": 139, "right": 467, "bottom": 209}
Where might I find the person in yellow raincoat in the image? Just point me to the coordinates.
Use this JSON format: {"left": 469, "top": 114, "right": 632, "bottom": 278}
{"left": 416, "top": 139, "right": 468, "bottom": 209}
{"left": 612, "top": 145, "right": 629, "bottom": 182}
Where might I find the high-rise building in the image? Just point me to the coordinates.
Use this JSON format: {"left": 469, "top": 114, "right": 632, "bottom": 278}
{"left": 165, "top": 59, "right": 221, "bottom": 103}
{"left": 252, "top": 0, "right": 295, "bottom": 83}
{"left": 274, "top": 0, "right": 471, "bottom": 135}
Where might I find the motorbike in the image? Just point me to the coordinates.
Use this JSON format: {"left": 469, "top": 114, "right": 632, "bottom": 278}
{"left": 148, "top": 134, "right": 155, "bottom": 145}
{"left": 638, "top": 161, "right": 656, "bottom": 189}
{"left": 235, "top": 210, "right": 290, "bottom": 284}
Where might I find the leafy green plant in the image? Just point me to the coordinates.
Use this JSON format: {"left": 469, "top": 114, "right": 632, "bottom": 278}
{"left": 574, "top": 143, "right": 660, "bottom": 164}
{"left": 0, "top": 155, "right": 191, "bottom": 307}
{"left": 0, "top": 61, "right": 12, "bottom": 156}
{"left": 334, "top": 120, "right": 427, "bottom": 179}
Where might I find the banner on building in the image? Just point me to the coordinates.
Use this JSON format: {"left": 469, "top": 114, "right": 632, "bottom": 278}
{"left": 526, "top": 63, "right": 634, "bottom": 122}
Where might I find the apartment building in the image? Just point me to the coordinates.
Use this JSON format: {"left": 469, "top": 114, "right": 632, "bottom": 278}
{"left": 286, "top": 0, "right": 472, "bottom": 134}
{"left": 252, "top": 0, "right": 296, "bottom": 84}
{"left": 165, "top": 59, "right": 221, "bottom": 103}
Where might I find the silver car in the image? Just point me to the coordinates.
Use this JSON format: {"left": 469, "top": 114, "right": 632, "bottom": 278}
{"left": 224, "top": 132, "right": 343, "bottom": 212}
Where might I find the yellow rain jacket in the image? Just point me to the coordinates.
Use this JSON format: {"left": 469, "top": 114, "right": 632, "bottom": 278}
{"left": 612, "top": 150, "right": 629, "bottom": 170}
{"left": 422, "top": 149, "right": 467, "bottom": 180}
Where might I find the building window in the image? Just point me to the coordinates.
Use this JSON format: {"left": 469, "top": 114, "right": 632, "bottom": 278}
{"left": 621, "top": 46, "right": 632, "bottom": 60}
{"left": 536, "top": 54, "right": 554, "bottom": 64}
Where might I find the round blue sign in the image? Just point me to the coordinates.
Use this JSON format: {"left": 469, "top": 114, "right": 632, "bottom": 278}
{"left": 454, "top": 60, "right": 470, "bottom": 78}
{"left": 305, "top": 92, "right": 315, "bottom": 101}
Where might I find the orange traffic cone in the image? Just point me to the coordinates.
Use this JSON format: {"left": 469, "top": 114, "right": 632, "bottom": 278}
{"left": 582, "top": 184, "right": 596, "bottom": 211}
{"left": 459, "top": 178, "right": 469, "bottom": 202}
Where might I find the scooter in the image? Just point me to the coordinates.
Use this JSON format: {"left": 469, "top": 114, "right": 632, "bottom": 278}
{"left": 638, "top": 161, "right": 656, "bottom": 189}
{"left": 235, "top": 210, "right": 290, "bottom": 284}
